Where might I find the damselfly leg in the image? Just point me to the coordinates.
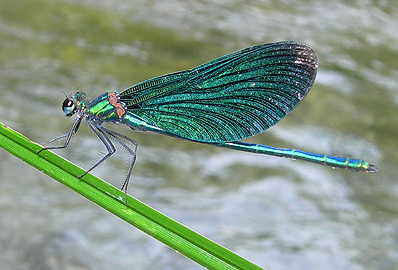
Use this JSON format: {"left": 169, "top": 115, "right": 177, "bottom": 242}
{"left": 37, "top": 115, "right": 83, "bottom": 153}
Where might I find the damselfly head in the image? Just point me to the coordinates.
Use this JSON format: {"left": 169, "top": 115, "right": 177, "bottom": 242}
{"left": 62, "top": 92, "right": 88, "bottom": 117}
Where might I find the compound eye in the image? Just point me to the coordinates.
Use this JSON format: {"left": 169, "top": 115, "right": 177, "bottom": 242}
{"left": 62, "top": 98, "right": 76, "bottom": 116}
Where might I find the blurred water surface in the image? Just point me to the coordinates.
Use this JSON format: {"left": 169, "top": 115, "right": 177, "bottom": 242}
{"left": 0, "top": 0, "right": 397, "bottom": 269}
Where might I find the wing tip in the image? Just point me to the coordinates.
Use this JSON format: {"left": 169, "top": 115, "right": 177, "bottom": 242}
{"left": 289, "top": 41, "right": 319, "bottom": 70}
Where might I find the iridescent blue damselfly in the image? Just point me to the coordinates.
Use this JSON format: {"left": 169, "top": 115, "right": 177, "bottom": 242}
{"left": 38, "top": 41, "right": 378, "bottom": 202}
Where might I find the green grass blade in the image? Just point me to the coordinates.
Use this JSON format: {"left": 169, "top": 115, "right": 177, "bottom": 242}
{"left": 0, "top": 121, "right": 265, "bottom": 270}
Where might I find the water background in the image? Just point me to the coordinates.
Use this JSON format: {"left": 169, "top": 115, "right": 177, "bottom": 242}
{"left": 0, "top": 1, "right": 397, "bottom": 269}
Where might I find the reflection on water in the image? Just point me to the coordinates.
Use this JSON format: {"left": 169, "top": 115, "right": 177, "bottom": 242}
{"left": 0, "top": 0, "right": 397, "bottom": 269}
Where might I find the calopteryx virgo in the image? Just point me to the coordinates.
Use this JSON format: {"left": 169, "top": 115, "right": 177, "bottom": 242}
{"left": 38, "top": 41, "right": 378, "bottom": 201}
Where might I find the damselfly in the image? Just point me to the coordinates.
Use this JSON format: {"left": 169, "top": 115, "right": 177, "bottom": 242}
{"left": 38, "top": 41, "right": 378, "bottom": 201}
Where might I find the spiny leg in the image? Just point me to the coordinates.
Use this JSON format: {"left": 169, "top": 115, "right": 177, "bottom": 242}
{"left": 97, "top": 125, "right": 138, "bottom": 201}
{"left": 43, "top": 133, "right": 69, "bottom": 146}
{"left": 79, "top": 121, "right": 116, "bottom": 178}
{"left": 37, "top": 115, "right": 83, "bottom": 154}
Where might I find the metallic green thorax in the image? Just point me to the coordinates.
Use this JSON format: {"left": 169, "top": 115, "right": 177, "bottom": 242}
{"left": 82, "top": 91, "right": 165, "bottom": 133}
{"left": 87, "top": 92, "right": 123, "bottom": 122}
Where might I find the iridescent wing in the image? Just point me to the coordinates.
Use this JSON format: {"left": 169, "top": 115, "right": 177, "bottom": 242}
{"left": 120, "top": 41, "right": 318, "bottom": 143}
